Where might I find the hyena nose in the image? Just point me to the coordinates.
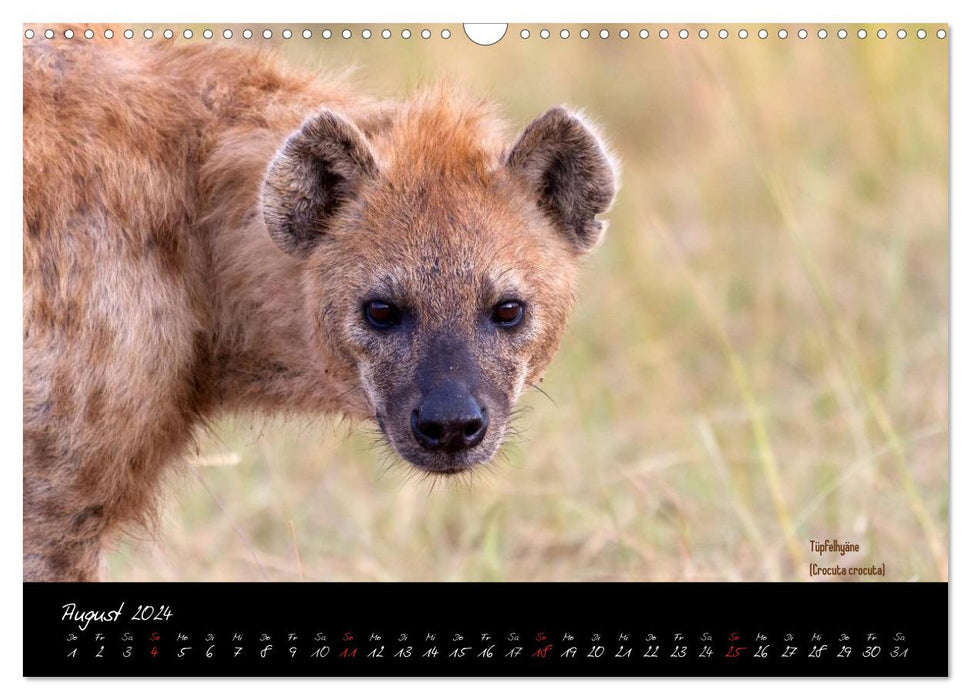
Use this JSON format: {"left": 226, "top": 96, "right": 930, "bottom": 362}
{"left": 411, "top": 382, "right": 489, "bottom": 452}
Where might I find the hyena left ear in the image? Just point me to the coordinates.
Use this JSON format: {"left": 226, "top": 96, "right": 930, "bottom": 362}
{"left": 262, "top": 110, "right": 377, "bottom": 258}
{"left": 507, "top": 107, "right": 618, "bottom": 253}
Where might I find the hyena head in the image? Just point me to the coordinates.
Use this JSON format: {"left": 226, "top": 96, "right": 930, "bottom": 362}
{"left": 262, "top": 92, "right": 617, "bottom": 473}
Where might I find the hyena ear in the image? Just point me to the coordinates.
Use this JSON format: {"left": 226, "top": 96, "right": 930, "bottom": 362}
{"left": 262, "top": 110, "right": 377, "bottom": 258}
{"left": 507, "top": 107, "right": 617, "bottom": 253}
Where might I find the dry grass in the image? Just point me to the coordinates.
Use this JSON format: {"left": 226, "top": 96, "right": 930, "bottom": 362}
{"left": 105, "top": 24, "right": 948, "bottom": 582}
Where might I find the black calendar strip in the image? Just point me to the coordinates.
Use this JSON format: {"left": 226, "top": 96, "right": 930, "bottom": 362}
{"left": 23, "top": 582, "right": 946, "bottom": 677}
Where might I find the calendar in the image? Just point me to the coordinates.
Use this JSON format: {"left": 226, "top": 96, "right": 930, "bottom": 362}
{"left": 22, "top": 22, "right": 950, "bottom": 680}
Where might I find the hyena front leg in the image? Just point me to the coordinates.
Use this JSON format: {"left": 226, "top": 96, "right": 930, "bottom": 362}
{"left": 23, "top": 402, "right": 189, "bottom": 581}
{"left": 23, "top": 468, "right": 108, "bottom": 582}
{"left": 22, "top": 414, "right": 125, "bottom": 582}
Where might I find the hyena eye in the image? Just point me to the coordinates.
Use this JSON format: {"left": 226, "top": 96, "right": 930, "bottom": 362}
{"left": 491, "top": 300, "right": 525, "bottom": 327}
{"left": 364, "top": 300, "right": 402, "bottom": 329}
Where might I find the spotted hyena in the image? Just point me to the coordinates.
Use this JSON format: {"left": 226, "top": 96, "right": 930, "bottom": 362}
{"left": 23, "top": 36, "right": 617, "bottom": 581}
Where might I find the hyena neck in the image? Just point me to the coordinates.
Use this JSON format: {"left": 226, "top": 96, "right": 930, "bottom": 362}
{"left": 197, "top": 115, "right": 369, "bottom": 420}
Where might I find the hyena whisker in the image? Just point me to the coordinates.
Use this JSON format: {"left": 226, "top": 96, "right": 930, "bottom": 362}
{"left": 361, "top": 431, "right": 411, "bottom": 484}
{"left": 332, "top": 382, "right": 364, "bottom": 406}
{"left": 508, "top": 405, "right": 534, "bottom": 422}
{"left": 526, "top": 381, "right": 558, "bottom": 407}
{"left": 467, "top": 461, "right": 500, "bottom": 488}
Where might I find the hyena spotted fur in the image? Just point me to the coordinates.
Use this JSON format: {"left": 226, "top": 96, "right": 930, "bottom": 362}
{"left": 23, "top": 37, "right": 618, "bottom": 581}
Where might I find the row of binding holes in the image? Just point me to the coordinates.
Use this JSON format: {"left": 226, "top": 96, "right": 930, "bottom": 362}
{"left": 519, "top": 27, "right": 947, "bottom": 40}
{"left": 23, "top": 27, "right": 454, "bottom": 40}
{"left": 24, "top": 27, "right": 951, "bottom": 41}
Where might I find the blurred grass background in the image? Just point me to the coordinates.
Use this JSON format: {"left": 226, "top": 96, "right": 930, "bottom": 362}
{"left": 103, "top": 24, "right": 948, "bottom": 582}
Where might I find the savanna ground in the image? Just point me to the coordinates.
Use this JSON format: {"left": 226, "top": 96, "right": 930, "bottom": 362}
{"left": 104, "top": 24, "right": 948, "bottom": 582}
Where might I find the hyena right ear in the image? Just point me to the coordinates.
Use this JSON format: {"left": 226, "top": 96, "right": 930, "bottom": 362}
{"left": 507, "top": 107, "right": 617, "bottom": 253}
{"left": 262, "top": 110, "right": 377, "bottom": 258}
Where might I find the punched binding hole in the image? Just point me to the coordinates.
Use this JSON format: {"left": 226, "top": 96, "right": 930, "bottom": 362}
{"left": 464, "top": 24, "right": 507, "bottom": 45}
